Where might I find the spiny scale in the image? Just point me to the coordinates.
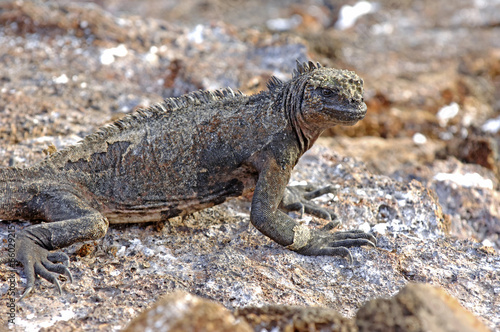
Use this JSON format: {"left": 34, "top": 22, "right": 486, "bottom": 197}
{"left": 267, "top": 76, "right": 284, "bottom": 91}
{"left": 293, "top": 60, "right": 322, "bottom": 78}
{"left": 41, "top": 87, "right": 244, "bottom": 163}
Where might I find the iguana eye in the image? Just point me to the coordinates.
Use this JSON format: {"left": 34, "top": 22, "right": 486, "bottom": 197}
{"left": 321, "top": 88, "right": 334, "bottom": 97}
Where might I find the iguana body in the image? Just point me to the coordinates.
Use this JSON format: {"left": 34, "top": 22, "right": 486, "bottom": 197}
{"left": 1, "top": 61, "right": 376, "bottom": 299}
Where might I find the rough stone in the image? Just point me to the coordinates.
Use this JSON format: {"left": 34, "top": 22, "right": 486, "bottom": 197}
{"left": 393, "top": 157, "right": 500, "bottom": 250}
{"left": 235, "top": 304, "right": 356, "bottom": 332}
{"left": 126, "top": 283, "right": 490, "bottom": 332}
{"left": 123, "top": 290, "right": 252, "bottom": 332}
{"left": 356, "top": 283, "right": 491, "bottom": 332}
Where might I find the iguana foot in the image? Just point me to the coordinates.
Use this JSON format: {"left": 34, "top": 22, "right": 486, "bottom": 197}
{"left": 15, "top": 234, "right": 73, "bottom": 301}
{"left": 280, "top": 184, "right": 376, "bottom": 263}
{"left": 281, "top": 185, "right": 338, "bottom": 221}
{"left": 289, "top": 225, "right": 377, "bottom": 264}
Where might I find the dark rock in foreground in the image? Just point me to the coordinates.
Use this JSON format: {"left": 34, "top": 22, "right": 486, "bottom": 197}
{"left": 123, "top": 290, "right": 252, "bottom": 332}
{"left": 356, "top": 283, "right": 490, "bottom": 332}
{"left": 124, "top": 284, "right": 491, "bottom": 332}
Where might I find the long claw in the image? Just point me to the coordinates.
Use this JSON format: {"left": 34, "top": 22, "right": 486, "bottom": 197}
{"left": 19, "top": 262, "right": 36, "bottom": 301}
{"left": 346, "top": 251, "right": 353, "bottom": 265}
{"left": 64, "top": 267, "right": 74, "bottom": 283}
{"left": 328, "top": 238, "right": 376, "bottom": 248}
{"left": 19, "top": 286, "right": 33, "bottom": 302}
{"left": 303, "top": 185, "right": 336, "bottom": 200}
{"left": 55, "top": 279, "right": 62, "bottom": 294}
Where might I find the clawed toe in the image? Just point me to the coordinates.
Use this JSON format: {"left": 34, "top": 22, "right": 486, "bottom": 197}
{"left": 43, "top": 260, "right": 74, "bottom": 283}
{"left": 302, "top": 185, "right": 336, "bottom": 200}
{"left": 19, "top": 286, "right": 33, "bottom": 302}
{"left": 332, "top": 230, "right": 377, "bottom": 246}
{"left": 19, "top": 260, "right": 72, "bottom": 300}
{"left": 35, "top": 263, "right": 63, "bottom": 294}
{"left": 295, "top": 227, "right": 377, "bottom": 263}
{"left": 282, "top": 185, "right": 338, "bottom": 221}
{"left": 63, "top": 266, "right": 74, "bottom": 283}
{"left": 47, "top": 252, "right": 71, "bottom": 267}
{"left": 13, "top": 235, "right": 73, "bottom": 300}
{"left": 329, "top": 238, "right": 376, "bottom": 248}
{"left": 320, "top": 221, "right": 341, "bottom": 231}
{"left": 303, "top": 204, "right": 332, "bottom": 220}
{"left": 314, "top": 247, "right": 353, "bottom": 264}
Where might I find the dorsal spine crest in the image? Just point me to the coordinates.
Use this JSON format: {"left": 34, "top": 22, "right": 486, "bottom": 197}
{"left": 41, "top": 87, "right": 243, "bottom": 165}
{"left": 267, "top": 76, "right": 284, "bottom": 92}
{"left": 292, "top": 60, "right": 322, "bottom": 78}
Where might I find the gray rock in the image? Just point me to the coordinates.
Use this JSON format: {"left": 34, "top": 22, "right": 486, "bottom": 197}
{"left": 126, "top": 283, "right": 491, "bottom": 332}
{"left": 123, "top": 290, "right": 252, "bottom": 332}
{"left": 235, "top": 304, "right": 356, "bottom": 332}
{"left": 356, "top": 283, "right": 491, "bottom": 332}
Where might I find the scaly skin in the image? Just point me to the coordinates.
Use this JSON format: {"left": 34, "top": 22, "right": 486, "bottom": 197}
{"left": 0, "top": 61, "right": 376, "bottom": 299}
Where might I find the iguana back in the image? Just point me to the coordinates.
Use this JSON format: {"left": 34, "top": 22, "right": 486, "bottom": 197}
{"left": 10, "top": 89, "right": 288, "bottom": 221}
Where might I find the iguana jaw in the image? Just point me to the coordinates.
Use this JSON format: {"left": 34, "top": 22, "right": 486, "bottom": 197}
{"left": 327, "top": 101, "right": 367, "bottom": 126}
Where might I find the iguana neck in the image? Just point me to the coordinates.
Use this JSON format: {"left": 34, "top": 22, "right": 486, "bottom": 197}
{"left": 279, "top": 78, "right": 323, "bottom": 154}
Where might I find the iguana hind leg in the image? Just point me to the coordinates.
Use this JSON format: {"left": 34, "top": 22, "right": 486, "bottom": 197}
{"left": 281, "top": 185, "right": 338, "bottom": 222}
{"left": 15, "top": 191, "right": 108, "bottom": 300}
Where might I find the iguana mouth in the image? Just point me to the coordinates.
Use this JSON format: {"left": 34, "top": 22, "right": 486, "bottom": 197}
{"left": 330, "top": 103, "right": 367, "bottom": 125}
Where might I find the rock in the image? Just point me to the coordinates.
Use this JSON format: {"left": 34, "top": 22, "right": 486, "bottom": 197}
{"left": 124, "top": 284, "right": 488, "bottom": 332}
{"left": 445, "top": 131, "right": 500, "bottom": 180}
{"left": 316, "top": 136, "right": 446, "bottom": 176}
{"left": 123, "top": 290, "right": 252, "bottom": 332}
{"left": 235, "top": 305, "right": 356, "bottom": 332}
{"left": 356, "top": 283, "right": 491, "bottom": 332}
{"left": 320, "top": 135, "right": 500, "bottom": 250}
{"left": 393, "top": 157, "right": 500, "bottom": 250}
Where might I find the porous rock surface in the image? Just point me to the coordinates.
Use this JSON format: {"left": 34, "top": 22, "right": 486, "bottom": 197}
{"left": 124, "top": 284, "right": 491, "bottom": 332}
{"left": 0, "top": 1, "right": 499, "bottom": 331}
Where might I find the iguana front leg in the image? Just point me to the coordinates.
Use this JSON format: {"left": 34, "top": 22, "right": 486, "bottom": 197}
{"left": 14, "top": 191, "right": 109, "bottom": 300}
{"left": 250, "top": 157, "right": 376, "bottom": 262}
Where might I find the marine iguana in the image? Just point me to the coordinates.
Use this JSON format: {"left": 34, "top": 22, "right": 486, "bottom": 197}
{"left": 0, "top": 61, "right": 376, "bottom": 299}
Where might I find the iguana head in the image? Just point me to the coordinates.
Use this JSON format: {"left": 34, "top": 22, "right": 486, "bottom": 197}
{"left": 272, "top": 61, "right": 366, "bottom": 150}
{"left": 298, "top": 61, "right": 366, "bottom": 127}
